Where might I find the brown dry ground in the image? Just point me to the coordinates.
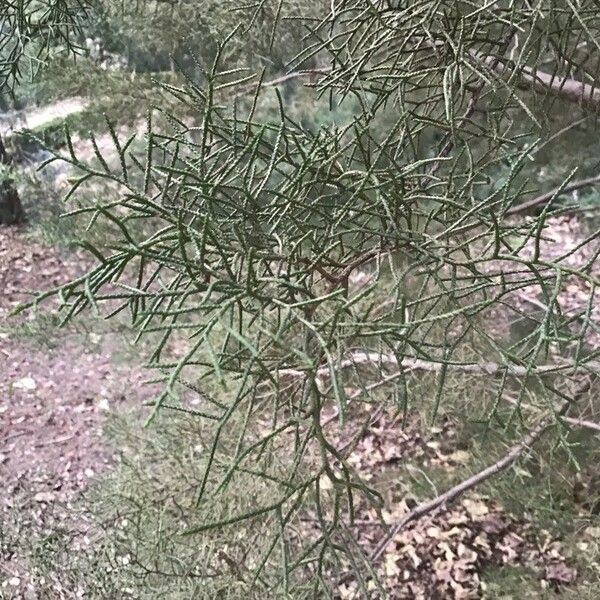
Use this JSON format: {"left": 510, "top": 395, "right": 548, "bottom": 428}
{"left": 0, "top": 215, "right": 599, "bottom": 598}
{"left": 0, "top": 225, "right": 157, "bottom": 596}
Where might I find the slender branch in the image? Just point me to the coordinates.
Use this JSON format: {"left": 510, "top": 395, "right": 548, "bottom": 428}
{"left": 562, "top": 416, "right": 600, "bottom": 434}
{"left": 515, "top": 292, "right": 550, "bottom": 313}
{"left": 507, "top": 175, "right": 600, "bottom": 215}
{"left": 503, "top": 62, "right": 600, "bottom": 107}
{"left": 503, "top": 393, "right": 600, "bottom": 434}
{"left": 462, "top": 42, "right": 600, "bottom": 107}
{"left": 234, "top": 68, "right": 331, "bottom": 97}
{"left": 278, "top": 351, "right": 600, "bottom": 382}
{"left": 368, "top": 406, "right": 562, "bottom": 565}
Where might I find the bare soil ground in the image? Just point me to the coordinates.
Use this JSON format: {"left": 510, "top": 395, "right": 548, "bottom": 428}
{"left": 0, "top": 225, "right": 156, "bottom": 596}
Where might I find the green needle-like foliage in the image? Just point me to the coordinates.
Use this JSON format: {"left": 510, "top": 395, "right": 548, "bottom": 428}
{"left": 14, "top": 0, "right": 600, "bottom": 593}
{"left": 0, "top": 0, "right": 89, "bottom": 90}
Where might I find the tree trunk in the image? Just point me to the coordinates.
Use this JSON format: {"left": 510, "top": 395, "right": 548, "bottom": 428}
{"left": 0, "top": 133, "right": 25, "bottom": 225}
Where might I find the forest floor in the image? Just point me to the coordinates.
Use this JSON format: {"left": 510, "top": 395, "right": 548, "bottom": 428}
{"left": 0, "top": 225, "right": 159, "bottom": 597}
{"left": 1, "top": 205, "right": 600, "bottom": 597}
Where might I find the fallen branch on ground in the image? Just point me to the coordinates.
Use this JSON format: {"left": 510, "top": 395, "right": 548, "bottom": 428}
{"left": 503, "top": 393, "right": 600, "bottom": 434}
{"left": 367, "top": 404, "right": 564, "bottom": 566}
{"left": 507, "top": 175, "right": 600, "bottom": 215}
{"left": 366, "top": 377, "right": 592, "bottom": 569}
{"left": 278, "top": 351, "right": 600, "bottom": 386}
{"left": 234, "top": 68, "right": 331, "bottom": 97}
{"left": 331, "top": 372, "right": 591, "bottom": 587}
{"left": 491, "top": 59, "right": 600, "bottom": 107}
{"left": 562, "top": 416, "right": 600, "bottom": 434}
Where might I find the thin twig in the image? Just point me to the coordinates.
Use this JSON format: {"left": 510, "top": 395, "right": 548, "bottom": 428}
{"left": 487, "top": 57, "right": 600, "bottom": 107}
{"left": 562, "top": 417, "right": 600, "bottom": 434}
{"left": 278, "top": 351, "right": 600, "bottom": 382}
{"left": 503, "top": 393, "right": 600, "bottom": 434}
{"left": 1, "top": 430, "right": 31, "bottom": 444}
{"left": 515, "top": 292, "right": 549, "bottom": 312}
{"left": 506, "top": 175, "right": 600, "bottom": 215}
{"left": 35, "top": 434, "right": 75, "bottom": 447}
{"left": 366, "top": 377, "right": 592, "bottom": 568}
{"left": 234, "top": 68, "right": 331, "bottom": 97}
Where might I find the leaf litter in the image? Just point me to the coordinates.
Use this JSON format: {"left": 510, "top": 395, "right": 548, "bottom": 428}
{"left": 323, "top": 408, "right": 579, "bottom": 598}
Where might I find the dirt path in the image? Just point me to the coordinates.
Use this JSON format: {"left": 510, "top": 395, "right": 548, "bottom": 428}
{"left": 0, "top": 225, "right": 156, "bottom": 594}
{"left": 0, "top": 98, "right": 87, "bottom": 138}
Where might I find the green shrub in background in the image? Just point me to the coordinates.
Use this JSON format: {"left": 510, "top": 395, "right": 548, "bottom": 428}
{"left": 87, "top": 0, "right": 324, "bottom": 75}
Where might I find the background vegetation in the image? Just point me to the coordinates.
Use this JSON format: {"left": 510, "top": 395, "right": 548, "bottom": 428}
{"left": 2, "top": 1, "right": 600, "bottom": 598}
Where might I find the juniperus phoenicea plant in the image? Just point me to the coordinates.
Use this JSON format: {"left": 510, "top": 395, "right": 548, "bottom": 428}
{"left": 0, "top": 0, "right": 89, "bottom": 89}
{"left": 14, "top": 1, "right": 600, "bottom": 594}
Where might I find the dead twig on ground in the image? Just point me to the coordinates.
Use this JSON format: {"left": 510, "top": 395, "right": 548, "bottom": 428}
{"left": 507, "top": 175, "right": 600, "bottom": 216}
{"left": 278, "top": 351, "right": 600, "bottom": 385}
{"left": 369, "top": 410, "right": 558, "bottom": 564}
{"left": 503, "top": 392, "right": 600, "bottom": 434}
{"left": 366, "top": 377, "right": 592, "bottom": 568}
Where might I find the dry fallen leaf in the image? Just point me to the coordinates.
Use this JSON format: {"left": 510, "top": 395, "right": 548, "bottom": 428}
{"left": 545, "top": 563, "right": 577, "bottom": 584}
{"left": 13, "top": 376, "right": 37, "bottom": 391}
{"left": 34, "top": 491, "right": 55, "bottom": 503}
{"left": 584, "top": 526, "right": 600, "bottom": 539}
{"left": 384, "top": 552, "right": 401, "bottom": 577}
{"left": 462, "top": 498, "right": 489, "bottom": 518}
{"left": 448, "top": 450, "right": 471, "bottom": 465}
